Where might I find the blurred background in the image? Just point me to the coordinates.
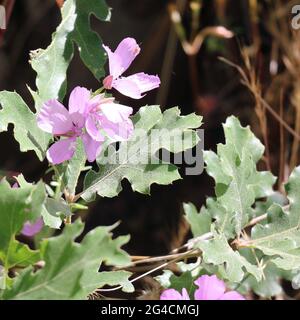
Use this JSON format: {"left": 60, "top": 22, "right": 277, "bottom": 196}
{"left": 0, "top": 0, "right": 299, "bottom": 265}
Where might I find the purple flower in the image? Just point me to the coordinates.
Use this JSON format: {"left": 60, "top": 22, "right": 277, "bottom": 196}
{"left": 103, "top": 38, "right": 161, "bottom": 99}
{"left": 37, "top": 86, "right": 133, "bottom": 164}
{"left": 160, "top": 288, "right": 190, "bottom": 300}
{"left": 21, "top": 218, "right": 44, "bottom": 237}
{"left": 160, "top": 275, "right": 245, "bottom": 300}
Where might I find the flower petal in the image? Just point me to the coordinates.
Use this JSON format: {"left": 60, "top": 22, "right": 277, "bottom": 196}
{"left": 81, "top": 133, "right": 102, "bottom": 162}
{"left": 68, "top": 86, "right": 90, "bottom": 114}
{"left": 68, "top": 86, "right": 91, "bottom": 128}
{"left": 221, "top": 291, "right": 245, "bottom": 300}
{"left": 112, "top": 77, "right": 144, "bottom": 99}
{"left": 46, "top": 138, "right": 77, "bottom": 164}
{"left": 37, "top": 99, "right": 73, "bottom": 135}
{"left": 21, "top": 218, "right": 44, "bottom": 237}
{"left": 103, "top": 37, "right": 140, "bottom": 79}
{"left": 160, "top": 288, "right": 190, "bottom": 300}
{"left": 194, "top": 275, "right": 226, "bottom": 300}
{"left": 112, "top": 73, "right": 160, "bottom": 99}
{"left": 101, "top": 117, "right": 133, "bottom": 141}
{"left": 181, "top": 288, "right": 190, "bottom": 300}
{"left": 85, "top": 115, "right": 105, "bottom": 142}
{"left": 100, "top": 103, "right": 133, "bottom": 123}
{"left": 125, "top": 72, "right": 160, "bottom": 93}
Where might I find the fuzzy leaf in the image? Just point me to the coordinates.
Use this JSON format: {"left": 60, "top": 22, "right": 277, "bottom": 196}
{"left": 197, "top": 234, "right": 263, "bottom": 283}
{"left": 183, "top": 202, "right": 211, "bottom": 237}
{"left": 249, "top": 166, "right": 300, "bottom": 271}
{"left": 63, "top": 139, "right": 86, "bottom": 196}
{"left": 3, "top": 220, "right": 131, "bottom": 300}
{"left": 169, "top": 272, "right": 196, "bottom": 298}
{"left": 0, "top": 91, "right": 51, "bottom": 160}
{"left": 0, "top": 180, "right": 45, "bottom": 287}
{"left": 41, "top": 198, "right": 72, "bottom": 229}
{"left": 82, "top": 106, "right": 202, "bottom": 201}
{"left": 204, "top": 116, "right": 276, "bottom": 235}
{"left": 31, "top": 0, "right": 110, "bottom": 104}
{"left": 239, "top": 249, "right": 283, "bottom": 298}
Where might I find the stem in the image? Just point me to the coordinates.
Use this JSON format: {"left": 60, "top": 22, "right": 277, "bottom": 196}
{"left": 279, "top": 89, "right": 286, "bottom": 190}
{"left": 126, "top": 250, "right": 199, "bottom": 268}
{"left": 245, "top": 213, "right": 268, "bottom": 228}
{"left": 171, "top": 231, "right": 213, "bottom": 253}
{"left": 95, "top": 248, "right": 200, "bottom": 293}
{"left": 220, "top": 57, "right": 300, "bottom": 142}
{"left": 65, "top": 215, "right": 72, "bottom": 225}
{"left": 92, "top": 86, "right": 105, "bottom": 97}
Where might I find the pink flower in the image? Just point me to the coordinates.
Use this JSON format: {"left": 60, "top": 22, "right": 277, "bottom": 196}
{"left": 194, "top": 275, "right": 245, "bottom": 300}
{"left": 21, "top": 218, "right": 44, "bottom": 237}
{"left": 160, "top": 288, "right": 190, "bottom": 300}
{"left": 103, "top": 38, "right": 161, "bottom": 99}
{"left": 160, "top": 275, "right": 245, "bottom": 300}
{"left": 37, "top": 86, "right": 133, "bottom": 164}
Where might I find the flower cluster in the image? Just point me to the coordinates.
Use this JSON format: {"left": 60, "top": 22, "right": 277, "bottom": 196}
{"left": 160, "top": 275, "right": 245, "bottom": 300}
{"left": 37, "top": 38, "right": 160, "bottom": 164}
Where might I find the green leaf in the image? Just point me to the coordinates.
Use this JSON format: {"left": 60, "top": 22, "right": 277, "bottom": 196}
{"left": 0, "top": 179, "right": 45, "bottom": 287}
{"left": 41, "top": 198, "right": 71, "bottom": 229}
{"left": 3, "top": 220, "right": 131, "bottom": 300}
{"left": 204, "top": 116, "right": 276, "bottom": 235}
{"left": 168, "top": 272, "right": 196, "bottom": 298}
{"left": 31, "top": 0, "right": 110, "bottom": 104}
{"left": 63, "top": 139, "right": 86, "bottom": 196}
{"left": 249, "top": 166, "right": 300, "bottom": 271}
{"left": 41, "top": 206, "right": 62, "bottom": 230}
{"left": 0, "top": 179, "right": 45, "bottom": 251}
{"left": 71, "top": 0, "right": 110, "bottom": 80}
{"left": 85, "top": 270, "right": 134, "bottom": 294}
{"left": 204, "top": 197, "right": 236, "bottom": 239}
{"left": 155, "top": 270, "right": 174, "bottom": 288}
{"left": 197, "top": 234, "right": 263, "bottom": 283}
{"left": 183, "top": 202, "right": 211, "bottom": 237}
{"left": 239, "top": 249, "right": 283, "bottom": 298}
{"left": 15, "top": 175, "right": 47, "bottom": 222}
{"left": 15, "top": 175, "right": 62, "bottom": 230}
{"left": 82, "top": 106, "right": 202, "bottom": 201}
{"left": 0, "top": 240, "right": 40, "bottom": 270}
{"left": 0, "top": 91, "right": 51, "bottom": 160}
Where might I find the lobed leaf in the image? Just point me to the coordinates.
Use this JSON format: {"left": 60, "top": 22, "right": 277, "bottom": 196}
{"left": 82, "top": 106, "right": 202, "bottom": 201}
{"left": 30, "top": 0, "right": 110, "bottom": 105}
{"left": 2, "top": 220, "right": 131, "bottom": 300}
{"left": 249, "top": 166, "right": 300, "bottom": 271}
{"left": 0, "top": 91, "right": 51, "bottom": 160}
{"left": 203, "top": 116, "right": 276, "bottom": 236}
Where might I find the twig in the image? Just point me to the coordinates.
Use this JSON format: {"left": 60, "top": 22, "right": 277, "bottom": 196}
{"left": 279, "top": 89, "right": 286, "bottom": 190}
{"left": 245, "top": 204, "right": 289, "bottom": 229}
{"left": 95, "top": 248, "right": 200, "bottom": 293}
{"left": 220, "top": 57, "right": 300, "bottom": 142}
{"left": 245, "top": 213, "right": 268, "bottom": 228}
{"left": 171, "top": 231, "right": 213, "bottom": 253}
{"left": 127, "top": 251, "right": 198, "bottom": 267}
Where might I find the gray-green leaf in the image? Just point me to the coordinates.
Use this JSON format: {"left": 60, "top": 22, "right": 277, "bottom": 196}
{"left": 82, "top": 106, "right": 202, "bottom": 201}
